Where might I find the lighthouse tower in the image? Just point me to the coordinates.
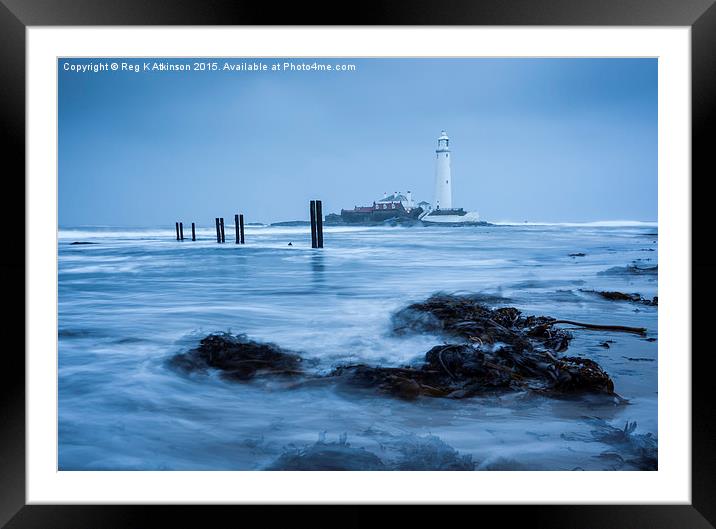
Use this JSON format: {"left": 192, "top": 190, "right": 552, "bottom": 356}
{"left": 434, "top": 130, "right": 452, "bottom": 210}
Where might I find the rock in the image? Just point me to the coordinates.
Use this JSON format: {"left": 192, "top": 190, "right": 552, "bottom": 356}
{"left": 393, "top": 293, "right": 572, "bottom": 351}
{"left": 391, "top": 434, "right": 474, "bottom": 470}
{"left": 330, "top": 364, "right": 446, "bottom": 400}
{"left": 477, "top": 457, "right": 537, "bottom": 471}
{"left": 330, "top": 341, "right": 614, "bottom": 400}
{"left": 170, "top": 294, "right": 619, "bottom": 400}
{"left": 552, "top": 356, "right": 614, "bottom": 394}
{"left": 168, "top": 333, "right": 305, "bottom": 381}
{"left": 584, "top": 290, "right": 657, "bottom": 306}
{"left": 598, "top": 264, "right": 658, "bottom": 276}
{"left": 266, "top": 437, "right": 386, "bottom": 470}
{"left": 267, "top": 432, "right": 474, "bottom": 470}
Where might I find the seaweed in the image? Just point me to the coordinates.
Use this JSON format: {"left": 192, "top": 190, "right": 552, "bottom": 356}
{"left": 266, "top": 434, "right": 386, "bottom": 471}
{"left": 170, "top": 294, "right": 639, "bottom": 401}
{"left": 266, "top": 432, "right": 474, "bottom": 471}
{"left": 583, "top": 289, "right": 657, "bottom": 306}
{"left": 586, "top": 418, "right": 657, "bottom": 470}
{"left": 168, "top": 333, "right": 306, "bottom": 381}
{"left": 389, "top": 433, "right": 475, "bottom": 471}
{"left": 598, "top": 264, "right": 658, "bottom": 276}
{"left": 330, "top": 343, "right": 614, "bottom": 400}
{"left": 561, "top": 417, "right": 657, "bottom": 470}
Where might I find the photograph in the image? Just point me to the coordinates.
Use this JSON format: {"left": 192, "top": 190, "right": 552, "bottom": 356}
{"left": 57, "top": 56, "right": 658, "bottom": 472}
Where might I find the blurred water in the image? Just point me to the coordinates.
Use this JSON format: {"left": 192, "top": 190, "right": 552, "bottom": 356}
{"left": 58, "top": 223, "right": 658, "bottom": 470}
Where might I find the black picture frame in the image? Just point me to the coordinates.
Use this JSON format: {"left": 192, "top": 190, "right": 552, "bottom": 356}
{"left": 2, "top": 1, "right": 713, "bottom": 527}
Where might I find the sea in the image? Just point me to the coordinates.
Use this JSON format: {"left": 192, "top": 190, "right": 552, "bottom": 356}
{"left": 58, "top": 223, "right": 658, "bottom": 470}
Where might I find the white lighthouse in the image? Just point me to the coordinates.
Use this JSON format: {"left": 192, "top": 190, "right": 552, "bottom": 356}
{"left": 434, "top": 130, "right": 452, "bottom": 210}
{"left": 420, "top": 130, "right": 480, "bottom": 224}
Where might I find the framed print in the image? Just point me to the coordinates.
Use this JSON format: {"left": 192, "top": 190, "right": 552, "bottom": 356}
{"left": 3, "top": 0, "right": 715, "bottom": 527}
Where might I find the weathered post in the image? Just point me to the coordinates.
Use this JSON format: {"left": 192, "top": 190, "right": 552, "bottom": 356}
{"left": 316, "top": 200, "right": 324, "bottom": 248}
{"left": 179, "top": 222, "right": 184, "bottom": 241}
{"left": 234, "top": 214, "right": 240, "bottom": 244}
{"left": 239, "top": 214, "right": 245, "bottom": 244}
{"left": 175, "top": 222, "right": 180, "bottom": 241}
{"left": 215, "top": 218, "right": 221, "bottom": 243}
{"left": 191, "top": 222, "right": 196, "bottom": 241}
{"left": 310, "top": 200, "right": 318, "bottom": 249}
{"left": 220, "top": 218, "right": 225, "bottom": 243}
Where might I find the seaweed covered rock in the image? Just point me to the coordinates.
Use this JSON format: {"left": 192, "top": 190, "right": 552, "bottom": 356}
{"left": 266, "top": 432, "right": 474, "bottom": 471}
{"left": 332, "top": 293, "right": 616, "bottom": 399}
{"left": 169, "top": 333, "right": 305, "bottom": 381}
{"left": 599, "top": 264, "right": 658, "bottom": 276}
{"left": 392, "top": 293, "right": 573, "bottom": 352}
{"left": 389, "top": 433, "right": 475, "bottom": 471}
{"left": 552, "top": 356, "right": 614, "bottom": 394}
{"left": 331, "top": 341, "right": 614, "bottom": 400}
{"left": 171, "top": 294, "right": 620, "bottom": 401}
{"left": 583, "top": 290, "right": 658, "bottom": 306}
{"left": 330, "top": 364, "right": 443, "bottom": 399}
{"left": 266, "top": 435, "right": 386, "bottom": 470}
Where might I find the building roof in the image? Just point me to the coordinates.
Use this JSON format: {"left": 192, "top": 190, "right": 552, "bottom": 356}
{"left": 376, "top": 193, "right": 408, "bottom": 203}
{"left": 418, "top": 201, "right": 431, "bottom": 206}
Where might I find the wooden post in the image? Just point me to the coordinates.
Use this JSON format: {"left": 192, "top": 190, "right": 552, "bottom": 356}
{"left": 234, "top": 214, "right": 240, "bottom": 244}
{"left": 179, "top": 222, "right": 184, "bottom": 241}
{"left": 215, "top": 218, "right": 221, "bottom": 243}
{"left": 310, "top": 200, "right": 318, "bottom": 249}
{"left": 239, "top": 214, "right": 245, "bottom": 244}
{"left": 316, "top": 200, "right": 324, "bottom": 248}
{"left": 220, "top": 218, "right": 225, "bottom": 243}
{"left": 191, "top": 222, "right": 196, "bottom": 241}
{"left": 175, "top": 222, "right": 180, "bottom": 241}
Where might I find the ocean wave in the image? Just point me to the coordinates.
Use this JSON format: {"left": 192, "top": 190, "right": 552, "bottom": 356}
{"left": 491, "top": 220, "right": 657, "bottom": 228}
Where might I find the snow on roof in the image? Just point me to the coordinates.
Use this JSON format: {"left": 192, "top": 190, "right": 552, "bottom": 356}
{"left": 376, "top": 193, "right": 408, "bottom": 203}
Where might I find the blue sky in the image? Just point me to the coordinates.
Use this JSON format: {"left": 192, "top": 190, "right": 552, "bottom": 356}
{"left": 58, "top": 58, "right": 657, "bottom": 225}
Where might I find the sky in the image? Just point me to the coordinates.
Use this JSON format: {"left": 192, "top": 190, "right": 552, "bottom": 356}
{"left": 58, "top": 58, "right": 657, "bottom": 226}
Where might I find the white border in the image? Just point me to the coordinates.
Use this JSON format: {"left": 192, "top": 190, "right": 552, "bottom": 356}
{"left": 27, "top": 27, "right": 691, "bottom": 504}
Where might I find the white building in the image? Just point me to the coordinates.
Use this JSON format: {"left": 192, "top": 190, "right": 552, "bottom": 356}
{"left": 434, "top": 130, "right": 452, "bottom": 210}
